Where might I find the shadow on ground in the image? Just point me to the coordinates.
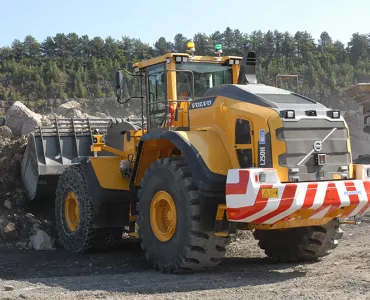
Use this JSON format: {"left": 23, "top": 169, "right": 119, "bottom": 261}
{"left": 0, "top": 238, "right": 308, "bottom": 295}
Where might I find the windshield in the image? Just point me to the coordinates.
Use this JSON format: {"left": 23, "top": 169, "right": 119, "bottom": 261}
{"left": 176, "top": 62, "right": 232, "bottom": 99}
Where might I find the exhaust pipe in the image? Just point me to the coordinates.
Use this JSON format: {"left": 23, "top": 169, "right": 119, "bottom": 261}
{"left": 237, "top": 52, "right": 257, "bottom": 84}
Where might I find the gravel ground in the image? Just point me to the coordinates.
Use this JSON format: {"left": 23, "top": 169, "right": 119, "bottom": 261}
{"left": 0, "top": 217, "right": 369, "bottom": 300}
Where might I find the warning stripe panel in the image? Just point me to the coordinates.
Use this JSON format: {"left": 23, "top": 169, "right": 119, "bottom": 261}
{"left": 225, "top": 169, "right": 370, "bottom": 224}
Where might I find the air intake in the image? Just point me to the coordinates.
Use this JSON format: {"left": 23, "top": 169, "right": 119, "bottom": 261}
{"left": 237, "top": 52, "right": 257, "bottom": 84}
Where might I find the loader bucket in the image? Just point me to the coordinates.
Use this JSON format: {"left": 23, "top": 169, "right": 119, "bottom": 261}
{"left": 20, "top": 118, "right": 112, "bottom": 201}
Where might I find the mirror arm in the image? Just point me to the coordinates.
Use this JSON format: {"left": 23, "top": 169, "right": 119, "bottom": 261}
{"left": 115, "top": 68, "right": 145, "bottom": 104}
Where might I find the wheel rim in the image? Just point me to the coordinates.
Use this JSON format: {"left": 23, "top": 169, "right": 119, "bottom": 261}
{"left": 150, "top": 191, "right": 177, "bottom": 242}
{"left": 64, "top": 191, "right": 80, "bottom": 232}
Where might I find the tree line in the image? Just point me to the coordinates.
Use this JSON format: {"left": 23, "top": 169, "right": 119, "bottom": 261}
{"left": 0, "top": 28, "right": 369, "bottom": 112}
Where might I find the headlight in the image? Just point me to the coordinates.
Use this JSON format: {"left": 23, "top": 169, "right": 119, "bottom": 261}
{"left": 332, "top": 111, "right": 340, "bottom": 118}
{"left": 282, "top": 110, "right": 295, "bottom": 119}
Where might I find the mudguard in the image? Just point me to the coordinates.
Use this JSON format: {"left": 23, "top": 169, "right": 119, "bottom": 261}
{"left": 132, "top": 129, "right": 232, "bottom": 192}
{"left": 71, "top": 156, "right": 131, "bottom": 228}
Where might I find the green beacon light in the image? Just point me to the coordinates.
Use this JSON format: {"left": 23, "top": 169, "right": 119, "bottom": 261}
{"left": 215, "top": 43, "right": 223, "bottom": 61}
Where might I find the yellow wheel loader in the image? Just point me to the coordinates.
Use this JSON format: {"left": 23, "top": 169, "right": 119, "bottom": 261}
{"left": 21, "top": 42, "right": 370, "bottom": 272}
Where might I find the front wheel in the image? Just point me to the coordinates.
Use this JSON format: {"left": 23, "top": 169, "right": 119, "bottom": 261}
{"left": 137, "top": 157, "right": 229, "bottom": 273}
{"left": 55, "top": 165, "right": 122, "bottom": 253}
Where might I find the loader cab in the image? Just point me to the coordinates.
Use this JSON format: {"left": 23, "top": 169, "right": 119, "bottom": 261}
{"left": 116, "top": 42, "right": 243, "bottom": 130}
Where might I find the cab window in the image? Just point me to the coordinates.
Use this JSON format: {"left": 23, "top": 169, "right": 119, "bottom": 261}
{"left": 146, "top": 63, "right": 166, "bottom": 128}
{"left": 176, "top": 62, "right": 232, "bottom": 99}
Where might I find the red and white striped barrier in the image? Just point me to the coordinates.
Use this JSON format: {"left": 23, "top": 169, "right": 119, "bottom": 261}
{"left": 225, "top": 168, "right": 370, "bottom": 224}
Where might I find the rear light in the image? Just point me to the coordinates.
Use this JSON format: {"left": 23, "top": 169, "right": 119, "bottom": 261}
{"left": 259, "top": 173, "right": 266, "bottom": 182}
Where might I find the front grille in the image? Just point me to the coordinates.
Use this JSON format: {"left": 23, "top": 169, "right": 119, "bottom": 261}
{"left": 236, "top": 149, "right": 252, "bottom": 168}
{"left": 277, "top": 119, "right": 350, "bottom": 181}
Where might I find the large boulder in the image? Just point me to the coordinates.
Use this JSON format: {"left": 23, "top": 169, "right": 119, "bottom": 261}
{"left": 95, "top": 112, "right": 109, "bottom": 119}
{"left": 56, "top": 100, "right": 81, "bottom": 117}
{"left": 5, "top": 101, "right": 42, "bottom": 136}
{"left": 0, "top": 126, "right": 12, "bottom": 138}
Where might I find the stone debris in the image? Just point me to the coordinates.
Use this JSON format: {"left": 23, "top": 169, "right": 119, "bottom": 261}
{"left": 1, "top": 222, "right": 18, "bottom": 240}
{"left": 28, "top": 229, "right": 54, "bottom": 251}
{"left": 3, "top": 285, "right": 14, "bottom": 291}
{"left": 3, "top": 200, "right": 12, "bottom": 210}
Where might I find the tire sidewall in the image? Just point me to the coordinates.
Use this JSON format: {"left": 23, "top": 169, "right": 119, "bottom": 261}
{"left": 138, "top": 163, "right": 192, "bottom": 268}
{"left": 55, "top": 166, "right": 92, "bottom": 251}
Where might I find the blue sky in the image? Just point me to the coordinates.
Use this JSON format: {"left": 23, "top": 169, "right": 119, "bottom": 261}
{"left": 1, "top": 0, "right": 369, "bottom": 48}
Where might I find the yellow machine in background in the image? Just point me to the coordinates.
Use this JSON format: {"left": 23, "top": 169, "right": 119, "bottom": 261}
{"left": 52, "top": 42, "right": 370, "bottom": 273}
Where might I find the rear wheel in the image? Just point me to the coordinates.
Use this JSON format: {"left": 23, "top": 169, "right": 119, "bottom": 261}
{"left": 55, "top": 165, "right": 122, "bottom": 253}
{"left": 253, "top": 220, "right": 343, "bottom": 262}
{"left": 137, "top": 157, "right": 229, "bottom": 273}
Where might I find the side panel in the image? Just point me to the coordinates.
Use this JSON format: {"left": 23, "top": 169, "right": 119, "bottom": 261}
{"left": 176, "top": 131, "right": 233, "bottom": 175}
{"left": 73, "top": 157, "right": 131, "bottom": 228}
{"left": 189, "top": 95, "right": 280, "bottom": 173}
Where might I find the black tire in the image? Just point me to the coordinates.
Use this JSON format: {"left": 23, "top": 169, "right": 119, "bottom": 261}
{"left": 253, "top": 219, "right": 344, "bottom": 263}
{"left": 55, "top": 165, "right": 122, "bottom": 253}
{"left": 137, "top": 157, "right": 229, "bottom": 273}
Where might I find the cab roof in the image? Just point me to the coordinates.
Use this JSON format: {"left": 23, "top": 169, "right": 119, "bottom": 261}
{"left": 132, "top": 53, "right": 243, "bottom": 69}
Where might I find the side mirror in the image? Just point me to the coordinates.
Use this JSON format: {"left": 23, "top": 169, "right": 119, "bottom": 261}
{"left": 115, "top": 70, "right": 124, "bottom": 100}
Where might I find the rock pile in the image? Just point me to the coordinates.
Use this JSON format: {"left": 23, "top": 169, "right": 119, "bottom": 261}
{"left": 0, "top": 130, "right": 55, "bottom": 250}
{"left": 0, "top": 100, "right": 109, "bottom": 251}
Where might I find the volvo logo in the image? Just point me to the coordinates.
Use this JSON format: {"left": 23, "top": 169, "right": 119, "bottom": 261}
{"left": 313, "top": 141, "right": 322, "bottom": 152}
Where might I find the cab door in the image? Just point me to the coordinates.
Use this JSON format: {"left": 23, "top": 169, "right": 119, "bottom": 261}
{"left": 146, "top": 63, "right": 167, "bottom": 129}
